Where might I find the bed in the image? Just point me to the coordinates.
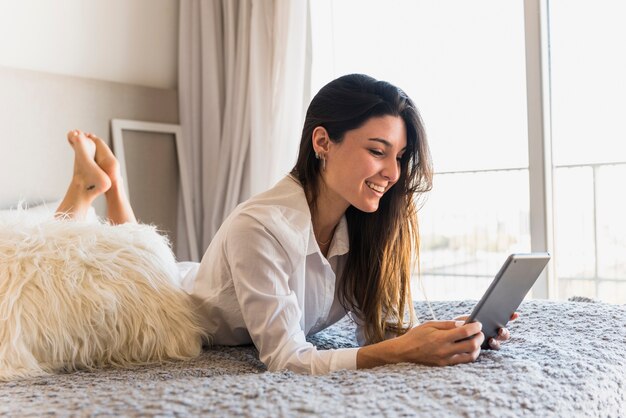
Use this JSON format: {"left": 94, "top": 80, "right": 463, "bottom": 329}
{"left": 1, "top": 67, "right": 624, "bottom": 418}
{"left": 1, "top": 299, "right": 623, "bottom": 417}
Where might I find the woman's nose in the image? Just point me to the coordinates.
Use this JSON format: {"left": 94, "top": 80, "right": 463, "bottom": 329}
{"left": 382, "top": 158, "right": 400, "bottom": 182}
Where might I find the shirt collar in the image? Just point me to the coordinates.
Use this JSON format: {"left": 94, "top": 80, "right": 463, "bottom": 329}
{"left": 328, "top": 215, "right": 349, "bottom": 258}
{"left": 306, "top": 214, "right": 349, "bottom": 258}
{"left": 269, "top": 175, "right": 348, "bottom": 259}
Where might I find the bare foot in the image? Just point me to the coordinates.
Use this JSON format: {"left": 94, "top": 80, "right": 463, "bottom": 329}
{"left": 84, "top": 132, "right": 136, "bottom": 224}
{"left": 55, "top": 130, "right": 111, "bottom": 220}
{"left": 85, "top": 132, "right": 121, "bottom": 185}
{"left": 67, "top": 130, "right": 111, "bottom": 195}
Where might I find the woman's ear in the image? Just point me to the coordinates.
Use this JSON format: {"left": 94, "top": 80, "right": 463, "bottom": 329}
{"left": 312, "top": 126, "right": 330, "bottom": 156}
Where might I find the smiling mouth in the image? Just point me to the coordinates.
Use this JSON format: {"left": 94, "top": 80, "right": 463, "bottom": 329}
{"left": 365, "top": 181, "right": 385, "bottom": 193}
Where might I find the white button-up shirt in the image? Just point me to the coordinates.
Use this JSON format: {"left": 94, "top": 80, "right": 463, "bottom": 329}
{"left": 179, "top": 175, "right": 361, "bottom": 375}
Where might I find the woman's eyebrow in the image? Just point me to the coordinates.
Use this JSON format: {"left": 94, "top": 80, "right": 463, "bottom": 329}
{"left": 367, "top": 138, "right": 407, "bottom": 151}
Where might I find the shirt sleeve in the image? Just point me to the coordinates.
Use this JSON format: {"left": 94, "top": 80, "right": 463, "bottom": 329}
{"left": 225, "top": 213, "right": 359, "bottom": 375}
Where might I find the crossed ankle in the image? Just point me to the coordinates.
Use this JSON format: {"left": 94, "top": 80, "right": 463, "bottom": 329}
{"left": 105, "top": 179, "right": 126, "bottom": 195}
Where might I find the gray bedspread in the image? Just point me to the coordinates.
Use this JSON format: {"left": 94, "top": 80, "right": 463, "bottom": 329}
{"left": 1, "top": 300, "right": 624, "bottom": 417}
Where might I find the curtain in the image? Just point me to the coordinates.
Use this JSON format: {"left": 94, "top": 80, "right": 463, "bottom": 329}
{"left": 179, "top": 0, "right": 310, "bottom": 260}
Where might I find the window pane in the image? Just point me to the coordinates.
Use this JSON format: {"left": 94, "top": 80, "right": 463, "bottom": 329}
{"left": 311, "top": 0, "right": 528, "bottom": 172}
{"left": 417, "top": 275, "right": 494, "bottom": 302}
{"left": 559, "top": 279, "right": 597, "bottom": 302}
{"left": 553, "top": 167, "right": 596, "bottom": 279}
{"left": 418, "top": 170, "right": 531, "bottom": 300}
{"left": 549, "top": 0, "right": 626, "bottom": 302}
{"left": 597, "top": 281, "right": 626, "bottom": 304}
{"left": 596, "top": 165, "right": 626, "bottom": 280}
{"left": 553, "top": 165, "right": 626, "bottom": 301}
{"left": 550, "top": 0, "right": 626, "bottom": 166}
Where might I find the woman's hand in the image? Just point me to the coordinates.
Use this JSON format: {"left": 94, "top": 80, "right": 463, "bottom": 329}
{"left": 454, "top": 312, "right": 519, "bottom": 350}
{"left": 356, "top": 313, "right": 520, "bottom": 369}
{"left": 392, "top": 320, "right": 485, "bottom": 366}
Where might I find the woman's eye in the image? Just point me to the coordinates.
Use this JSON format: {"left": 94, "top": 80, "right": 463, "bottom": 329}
{"left": 369, "top": 149, "right": 384, "bottom": 157}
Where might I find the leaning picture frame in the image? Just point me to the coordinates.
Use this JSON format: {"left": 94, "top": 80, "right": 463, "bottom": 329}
{"left": 111, "top": 119, "right": 199, "bottom": 261}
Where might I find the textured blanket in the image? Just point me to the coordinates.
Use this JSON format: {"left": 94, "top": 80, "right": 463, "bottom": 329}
{"left": 1, "top": 300, "right": 624, "bottom": 417}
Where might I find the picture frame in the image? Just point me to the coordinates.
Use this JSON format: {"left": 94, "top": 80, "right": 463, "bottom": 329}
{"left": 111, "top": 119, "right": 199, "bottom": 261}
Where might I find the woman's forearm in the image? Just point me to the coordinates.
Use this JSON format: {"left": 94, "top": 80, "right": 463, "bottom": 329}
{"left": 355, "top": 320, "right": 486, "bottom": 369}
{"left": 356, "top": 337, "right": 404, "bottom": 369}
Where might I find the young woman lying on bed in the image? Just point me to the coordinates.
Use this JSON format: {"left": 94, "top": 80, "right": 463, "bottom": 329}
{"left": 59, "top": 74, "right": 516, "bottom": 375}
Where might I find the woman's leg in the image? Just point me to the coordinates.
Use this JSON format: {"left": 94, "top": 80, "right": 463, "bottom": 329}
{"left": 55, "top": 130, "right": 111, "bottom": 220}
{"left": 86, "top": 132, "right": 137, "bottom": 225}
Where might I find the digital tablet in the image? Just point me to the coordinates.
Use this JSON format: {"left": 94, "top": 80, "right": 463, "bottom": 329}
{"left": 465, "top": 252, "right": 551, "bottom": 349}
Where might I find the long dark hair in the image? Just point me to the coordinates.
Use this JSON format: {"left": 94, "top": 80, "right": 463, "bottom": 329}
{"left": 291, "top": 74, "right": 433, "bottom": 344}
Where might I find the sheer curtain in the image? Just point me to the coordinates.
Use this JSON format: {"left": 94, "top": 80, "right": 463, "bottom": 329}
{"left": 179, "top": 0, "right": 310, "bottom": 259}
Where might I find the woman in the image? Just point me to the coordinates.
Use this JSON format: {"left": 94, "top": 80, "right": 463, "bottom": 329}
{"left": 60, "top": 74, "right": 514, "bottom": 376}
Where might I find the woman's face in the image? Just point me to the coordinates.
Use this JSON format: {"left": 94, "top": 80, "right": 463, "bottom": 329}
{"left": 323, "top": 115, "right": 407, "bottom": 213}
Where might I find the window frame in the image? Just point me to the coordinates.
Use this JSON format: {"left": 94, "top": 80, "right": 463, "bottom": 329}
{"left": 524, "top": 0, "right": 555, "bottom": 298}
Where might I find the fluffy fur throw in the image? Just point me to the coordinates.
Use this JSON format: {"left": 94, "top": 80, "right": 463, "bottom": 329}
{"left": 0, "top": 210, "right": 204, "bottom": 381}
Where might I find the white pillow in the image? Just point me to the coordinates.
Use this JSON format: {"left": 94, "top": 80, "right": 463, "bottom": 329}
{"left": 0, "top": 210, "right": 205, "bottom": 381}
{"left": 1, "top": 199, "right": 99, "bottom": 222}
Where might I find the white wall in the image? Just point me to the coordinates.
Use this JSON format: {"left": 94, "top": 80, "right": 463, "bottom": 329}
{"left": 0, "top": 0, "right": 178, "bottom": 89}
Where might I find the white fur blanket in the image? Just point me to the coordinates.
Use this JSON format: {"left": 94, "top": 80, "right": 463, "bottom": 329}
{"left": 0, "top": 211, "right": 204, "bottom": 380}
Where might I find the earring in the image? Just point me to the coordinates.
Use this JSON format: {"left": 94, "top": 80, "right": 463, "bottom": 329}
{"left": 314, "top": 151, "right": 326, "bottom": 170}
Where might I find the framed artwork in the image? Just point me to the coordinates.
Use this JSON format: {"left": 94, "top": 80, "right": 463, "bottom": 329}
{"left": 111, "top": 119, "right": 199, "bottom": 261}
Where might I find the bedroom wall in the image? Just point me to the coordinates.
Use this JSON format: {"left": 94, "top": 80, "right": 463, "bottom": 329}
{"left": 0, "top": 0, "right": 178, "bottom": 89}
{"left": 0, "top": 0, "right": 190, "bottom": 257}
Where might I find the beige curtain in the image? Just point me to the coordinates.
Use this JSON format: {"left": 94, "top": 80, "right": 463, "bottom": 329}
{"left": 178, "top": 0, "right": 310, "bottom": 258}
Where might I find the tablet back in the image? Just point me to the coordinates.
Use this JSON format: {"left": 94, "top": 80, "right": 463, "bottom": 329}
{"left": 468, "top": 253, "right": 551, "bottom": 348}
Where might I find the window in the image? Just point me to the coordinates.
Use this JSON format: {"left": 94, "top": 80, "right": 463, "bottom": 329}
{"left": 310, "top": 0, "right": 626, "bottom": 303}
{"left": 549, "top": 0, "right": 626, "bottom": 302}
